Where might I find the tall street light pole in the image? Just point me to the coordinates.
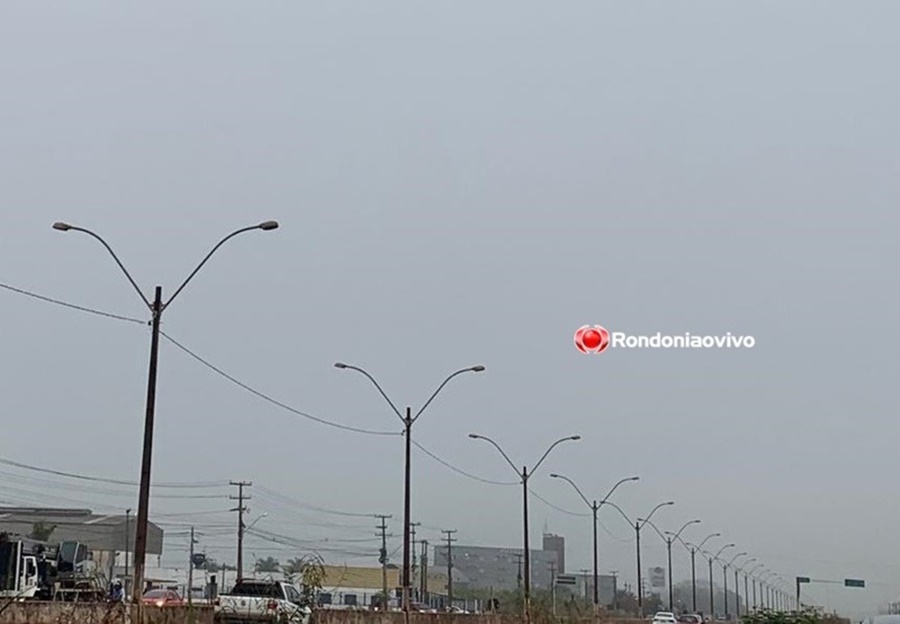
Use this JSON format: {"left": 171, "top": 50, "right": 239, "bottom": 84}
{"left": 642, "top": 518, "right": 700, "bottom": 611}
{"left": 549, "top": 473, "right": 639, "bottom": 611}
{"left": 675, "top": 532, "right": 720, "bottom": 613}
{"left": 735, "top": 558, "right": 756, "bottom": 618}
{"left": 469, "top": 433, "right": 580, "bottom": 623}
{"left": 601, "top": 500, "right": 675, "bottom": 618}
{"left": 707, "top": 543, "right": 735, "bottom": 617}
{"left": 723, "top": 551, "right": 747, "bottom": 619}
{"left": 335, "top": 363, "right": 484, "bottom": 612}
{"left": 54, "top": 219, "right": 279, "bottom": 602}
{"left": 747, "top": 564, "right": 764, "bottom": 611}
{"left": 662, "top": 520, "right": 701, "bottom": 611}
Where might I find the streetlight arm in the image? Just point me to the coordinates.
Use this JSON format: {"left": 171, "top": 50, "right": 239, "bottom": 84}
{"left": 53, "top": 223, "right": 151, "bottom": 309}
{"left": 673, "top": 519, "right": 701, "bottom": 541}
{"left": 696, "top": 532, "right": 721, "bottom": 552}
{"left": 549, "top": 473, "right": 592, "bottom": 509}
{"left": 737, "top": 558, "right": 757, "bottom": 572}
{"left": 335, "top": 363, "right": 403, "bottom": 420}
{"left": 413, "top": 366, "right": 484, "bottom": 422}
{"left": 530, "top": 435, "right": 580, "bottom": 476}
{"left": 469, "top": 434, "right": 520, "bottom": 478}
{"left": 726, "top": 552, "right": 748, "bottom": 567}
{"left": 639, "top": 501, "right": 675, "bottom": 529}
{"left": 598, "top": 500, "right": 634, "bottom": 528}
{"left": 673, "top": 534, "right": 694, "bottom": 553}
{"left": 599, "top": 476, "right": 640, "bottom": 505}
{"left": 639, "top": 517, "right": 668, "bottom": 543}
{"left": 163, "top": 222, "right": 277, "bottom": 311}
{"left": 712, "top": 543, "right": 736, "bottom": 561}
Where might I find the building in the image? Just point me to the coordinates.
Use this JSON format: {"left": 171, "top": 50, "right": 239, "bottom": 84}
{"left": 317, "top": 565, "right": 451, "bottom": 609}
{"left": 0, "top": 507, "right": 164, "bottom": 592}
{"left": 542, "top": 534, "right": 565, "bottom": 574}
{"left": 580, "top": 574, "right": 618, "bottom": 607}
{"left": 433, "top": 544, "right": 560, "bottom": 592}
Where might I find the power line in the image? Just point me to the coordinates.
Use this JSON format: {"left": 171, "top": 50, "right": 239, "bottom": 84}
{"left": 0, "top": 281, "right": 146, "bottom": 325}
{"left": 160, "top": 332, "right": 403, "bottom": 437}
{"left": 0, "top": 455, "right": 228, "bottom": 488}
{"left": 412, "top": 441, "right": 518, "bottom": 486}
{"left": 0, "top": 280, "right": 402, "bottom": 439}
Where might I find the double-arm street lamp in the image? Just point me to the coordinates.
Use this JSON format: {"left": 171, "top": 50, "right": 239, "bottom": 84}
{"left": 642, "top": 518, "right": 701, "bottom": 610}
{"left": 335, "top": 363, "right": 484, "bottom": 611}
{"left": 469, "top": 433, "right": 580, "bottom": 622}
{"left": 747, "top": 563, "right": 765, "bottom": 610}
{"left": 706, "top": 542, "right": 735, "bottom": 617}
{"left": 54, "top": 219, "right": 279, "bottom": 601}
{"left": 672, "top": 532, "right": 720, "bottom": 613}
{"left": 734, "top": 557, "right": 756, "bottom": 618}
{"left": 600, "top": 499, "right": 675, "bottom": 617}
{"left": 723, "top": 551, "right": 747, "bottom": 619}
{"left": 549, "top": 473, "right": 639, "bottom": 611}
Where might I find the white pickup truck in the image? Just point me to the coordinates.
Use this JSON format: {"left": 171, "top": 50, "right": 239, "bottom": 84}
{"left": 215, "top": 580, "right": 312, "bottom": 624}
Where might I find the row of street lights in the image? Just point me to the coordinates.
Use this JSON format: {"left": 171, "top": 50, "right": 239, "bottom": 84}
{"left": 52, "top": 220, "right": 799, "bottom": 618}
{"left": 547, "top": 470, "right": 797, "bottom": 619}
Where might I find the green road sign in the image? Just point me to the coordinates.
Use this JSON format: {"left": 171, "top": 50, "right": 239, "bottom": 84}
{"left": 797, "top": 577, "right": 811, "bottom": 584}
{"left": 845, "top": 579, "right": 865, "bottom": 588}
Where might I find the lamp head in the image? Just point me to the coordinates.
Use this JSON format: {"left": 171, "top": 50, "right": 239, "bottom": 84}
{"left": 258, "top": 220, "right": 279, "bottom": 231}
{"left": 52, "top": 222, "right": 72, "bottom": 231}
{"left": 549, "top": 473, "right": 560, "bottom": 479}
{"left": 468, "top": 433, "right": 480, "bottom": 439}
{"left": 569, "top": 435, "right": 582, "bottom": 441}
{"left": 334, "top": 362, "right": 349, "bottom": 369}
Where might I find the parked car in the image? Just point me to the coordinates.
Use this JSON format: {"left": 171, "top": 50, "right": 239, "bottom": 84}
{"left": 142, "top": 588, "right": 183, "bottom": 607}
{"left": 679, "top": 615, "right": 703, "bottom": 624}
{"left": 215, "top": 579, "right": 311, "bottom": 624}
{"left": 653, "top": 612, "right": 679, "bottom": 624}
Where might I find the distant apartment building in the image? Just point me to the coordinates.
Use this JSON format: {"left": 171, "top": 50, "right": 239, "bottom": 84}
{"left": 433, "top": 544, "right": 561, "bottom": 592}
{"left": 542, "top": 533, "right": 565, "bottom": 573}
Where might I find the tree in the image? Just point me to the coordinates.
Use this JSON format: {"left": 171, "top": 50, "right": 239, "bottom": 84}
{"left": 281, "top": 554, "right": 326, "bottom": 606}
{"left": 254, "top": 556, "right": 281, "bottom": 573}
{"left": 29, "top": 522, "right": 56, "bottom": 541}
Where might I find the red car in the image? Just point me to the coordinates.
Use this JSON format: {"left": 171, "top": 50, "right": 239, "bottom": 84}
{"left": 142, "top": 588, "right": 183, "bottom": 607}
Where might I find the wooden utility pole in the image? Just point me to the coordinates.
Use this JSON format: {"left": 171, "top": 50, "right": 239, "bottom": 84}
{"left": 442, "top": 530, "right": 457, "bottom": 611}
{"left": 375, "top": 515, "right": 392, "bottom": 610}
{"left": 229, "top": 481, "right": 251, "bottom": 580}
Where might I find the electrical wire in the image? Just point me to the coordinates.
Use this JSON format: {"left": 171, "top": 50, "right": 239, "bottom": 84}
{"left": 412, "top": 441, "right": 518, "bottom": 486}
{"left": 0, "top": 455, "right": 228, "bottom": 488}
{"left": 0, "top": 281, "right": 146, "bottom": 325}
{"left": 254, "top": 486, "right": 376, "bottom": 519}
{"left": 160, "top": 332, "right": 404, "bottom": 437}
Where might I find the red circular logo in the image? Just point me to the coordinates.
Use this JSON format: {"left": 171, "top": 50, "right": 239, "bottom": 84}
{"left": 574, "top": 325, "right": 610, "bottom": 354}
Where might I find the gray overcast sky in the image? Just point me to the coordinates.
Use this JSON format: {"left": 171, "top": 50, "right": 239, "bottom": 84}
{"left": 1, "top": 1, "right": 899, "bottom": 616}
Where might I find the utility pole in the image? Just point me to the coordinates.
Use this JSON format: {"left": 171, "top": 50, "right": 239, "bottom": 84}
{"left": 610, "top": 570, "right": 619, "bottom": 612}
{"left": 442, "top": 530, "right": 457, "bottom": 611}
{"left": 580, "top": 568, "right": 591, "bottom": 601}
{"left": 549, "top": 561, "right": 557, "bottom": 616}
{"left": 229, "top": 481, "right": 251, "bottom": 581}
{"left": 410, "top": 522, "right": 421, "bottom": 601}
{"left": 421, "top": 540, "right": 429, "bottom": 605}
{"left": 188, "top": 527, "right": 197, "bottom": 607}
{"left": 375, "top": 515, "right": 392, "bottom": 611}
{"left": 124, "top": 509, "right": 131, "bottom": 598}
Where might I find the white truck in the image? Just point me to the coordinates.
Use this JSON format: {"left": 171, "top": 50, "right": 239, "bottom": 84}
{"left": 215, "top": 579, "right": 312, "bottom": 624}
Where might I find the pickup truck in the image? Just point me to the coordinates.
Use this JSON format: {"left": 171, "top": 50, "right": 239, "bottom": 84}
{"left": 215, "top": 580, "right": 312, "bottom": 624}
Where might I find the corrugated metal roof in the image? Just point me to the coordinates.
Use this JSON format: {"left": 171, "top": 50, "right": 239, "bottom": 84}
{"left": 0, "top": 507, "right": 163, "bottom": 554}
